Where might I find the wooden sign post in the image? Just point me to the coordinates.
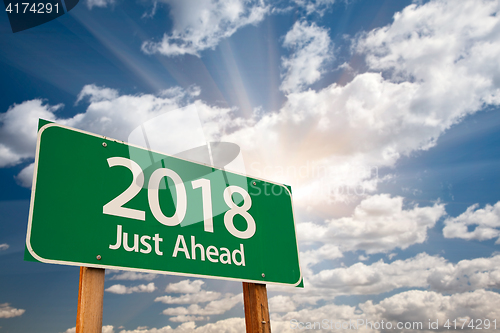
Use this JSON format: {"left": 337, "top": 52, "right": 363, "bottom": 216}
{"left": 243, "top": 282, "right": 271, "bottom": 333}
{"left": 76, "top": 267, "right": 105, "bottom": 333}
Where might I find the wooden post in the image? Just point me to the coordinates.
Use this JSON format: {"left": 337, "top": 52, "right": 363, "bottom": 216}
{"left": 243, "top": 282, "right": 271, "bottom": 333}
{"left": 76, "top": 267, "right": 105, "bottom": 333}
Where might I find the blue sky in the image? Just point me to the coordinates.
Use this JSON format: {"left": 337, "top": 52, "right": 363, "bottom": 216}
{"left": 2, "top": 0, "right": 500, "bottom": 332}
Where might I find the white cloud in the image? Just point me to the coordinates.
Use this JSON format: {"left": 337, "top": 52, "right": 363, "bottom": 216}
{"left": 105, "top": 282, "right": 156, "bottom": 294}
{"left": 117, "top": 322, "right": 196, "bottom": 333}
{"left": 64, "top": 85, "right": 207, "bottom": 142}
{"left": 353, "top": 0, "right": 500, "bottom": 138}
{"left": 0, "top": 303, "right": 25, "bottom": 318}
{"left": 297, "top": 194, "right": 445, "bottom": 254}
{"left": 292, "top": 0, "right": 336, "bottom": 15}
{"left": 141, "top": 0, "right": 268, "bottom": 57}
{"left": 308, "top": 253, "right": 445, "bottom": 296}
{"left": 15, "top": 162, "right": 34, "bottom": 188}
{"left": 63, "top": 325, "right": 114, "bottom": 333}
{"left": 225, "top": 0, "right": 500, "bottom": 207}
{"left": 109, "top": 272, "right": 158, "bottom": 281}
{"left": 0, "top": 100, "right": 61, "bottom": 167}
{"left": 118, "top": 318, "right": 245, "bottom": 333}
{"left": 162, "top": 293, "right": 243, "bottom": 320}
{"left": 169, "top": 315, "right": 208, "bottom": 323}
{"left": 271, "top": 302, "right": 367, "bottom": 333}
{"left": 86, "top": 0, "right": 114, "bottom": 10}
{"left": 269, "top": 295, "right": 296, "bottom": 313}
{"left": 443, "top": 201, "right": 500, "bottom": 242}
{"left": 272, "top": 289, "right": 500, "bottom": 333}
{"left": 280, "top": 21, "right": 333, "bottom": 93}
{"left": 300, "top": 253, "right": 500, "bottom": 299}
{"left": 155, "top": 291, "right": 221, "bottom": 304}
{"left": 156, "top": 279, "right": 227, "bottom": 316}
{"left": 189, "top": 318, "right": 246, "bottom": 333}
{"left": 0, "top": 244, "right": 9, "bottom": 251}
{"left": 76, "top": 84, "right": 119, "bottom": 103}
{"left": 427, "top": 255, "right": 500, "bottom": 293}
{"left": 360, "top": 289, "right": 500, "bottom": 333}
{"left": 356, "top": 0, "right": 500, "bottom": 95}
{"left": 0, "top": 87, "right": 166, "bottom": 168}
{"left": 299, "top": 244, "right": 343, "bottom": 278}
{"left": 165, "top": 279, "right": 205, "bottom": 294}
{"left": 0, "top": 84, "right": 232, "bottom": 186}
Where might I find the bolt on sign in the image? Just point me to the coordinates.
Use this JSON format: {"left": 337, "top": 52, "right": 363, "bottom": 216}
{"left": 25, "top": 120, "right": 303, "bottom": 287}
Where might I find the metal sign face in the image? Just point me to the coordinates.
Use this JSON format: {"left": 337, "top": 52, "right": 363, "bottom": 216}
{"left": 26, "top": 122, "right": 302, "bottom": 286}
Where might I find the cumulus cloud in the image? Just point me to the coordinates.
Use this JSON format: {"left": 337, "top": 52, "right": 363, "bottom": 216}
{"left": 0, "top": 86, "right": 165, "bottom": 168}
{"left": 297, "top": 194, "right": 445, "bottom": 254}
{"left": 75, "top": 84, "right": 119, "bottom": 103}
{"left": 269, "top": 295, "right": 297, "bottom": 313}
{"left": 356, "top": 0, "right": 500, "bottom": 91}
{"left": 0, "top": 303, "right": 25, "bottom": 318}
{"left": 272, "top": 253, "right": 500, "bottom": 304}
{"left": 0, "top": 100, "right": 61, "bottom": 167}
{"left": 63, "top": 326, "right": 114, "bottom": 333}
{"left": 225, "top": 0, "right": 500, "bottom": 206}
{"left": 86, "top": 0, "right": 114, "bottom": 10}
{"left": 165, "top": 279, "right": 205, "bottom": 294}
{"left": 280, "top": 21, "right": 333, "bottom": 93}
{"left": 64, "top": 84, "right": 224, "bottom": 143}
{"left": 105, "top": 282, "right": 156, "bottom": 294}
{"left": 443, "top": 201, "right": 500, "bottom": 242}
{"left": 15, "top": 162, "right": 34, "bottom": 188}
{"left": 300, "top": 253, "right": 500, "bottom": 300}
{"left": 118, "top": 318, "right": 245, "bottom": 333}
{"left": 141, "top": 0, "right": 268, "bottom": 57}
{"left": 162, "top": 293, "right": 242, "bottom": 322}
{"left": 271, "top": 302, "right": 368, "bottom": 333}
{"left": 0, "top": 84, "right": 232, "bottom": 186}
{"left": 155, "top": 279, "right": 237, "bottom": 320}
{"left": 361, "top": 289, "right": 500, "bottom": 333}
{"left": 0, "top": 244, "right": 9, "bottom": 251}
{"left": 113, "top": 323, "right": 196, "bottom": 333}
{"left": 427, "top": 255, "right": 500, "bottom": 293}
{"left": 108, "top": 272, "right": 158, "bottom": 281}
{"left": 299, "top": 244, "right": 343, "bottom": 277}
{"left": 292, "top": 0, "right": 336, "bottom": 16}
{"left": 103, "top": 326, "right": 115, "bottom": 333}
{"left": 307, "top": 253, "right": 445, "bottom": 296}
{"left": 272, "top": 289, "right": 500, "bottom": 333}
{"left": 155, "top": 291, "right": 222, "bottom": 304}
{"left": 169, "top": 315, "right": 208, "bottom": 323}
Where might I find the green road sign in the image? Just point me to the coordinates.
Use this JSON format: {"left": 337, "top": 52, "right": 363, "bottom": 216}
{"left": 26, "top": 121, "right": 302, "bottom": 286}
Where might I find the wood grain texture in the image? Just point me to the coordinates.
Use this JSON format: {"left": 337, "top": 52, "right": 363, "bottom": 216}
{"left": 76, "top": 267, "right": 105, "bottom": 333}
{"left": 243, "top": 282, "right": 271, "bottom": 333}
